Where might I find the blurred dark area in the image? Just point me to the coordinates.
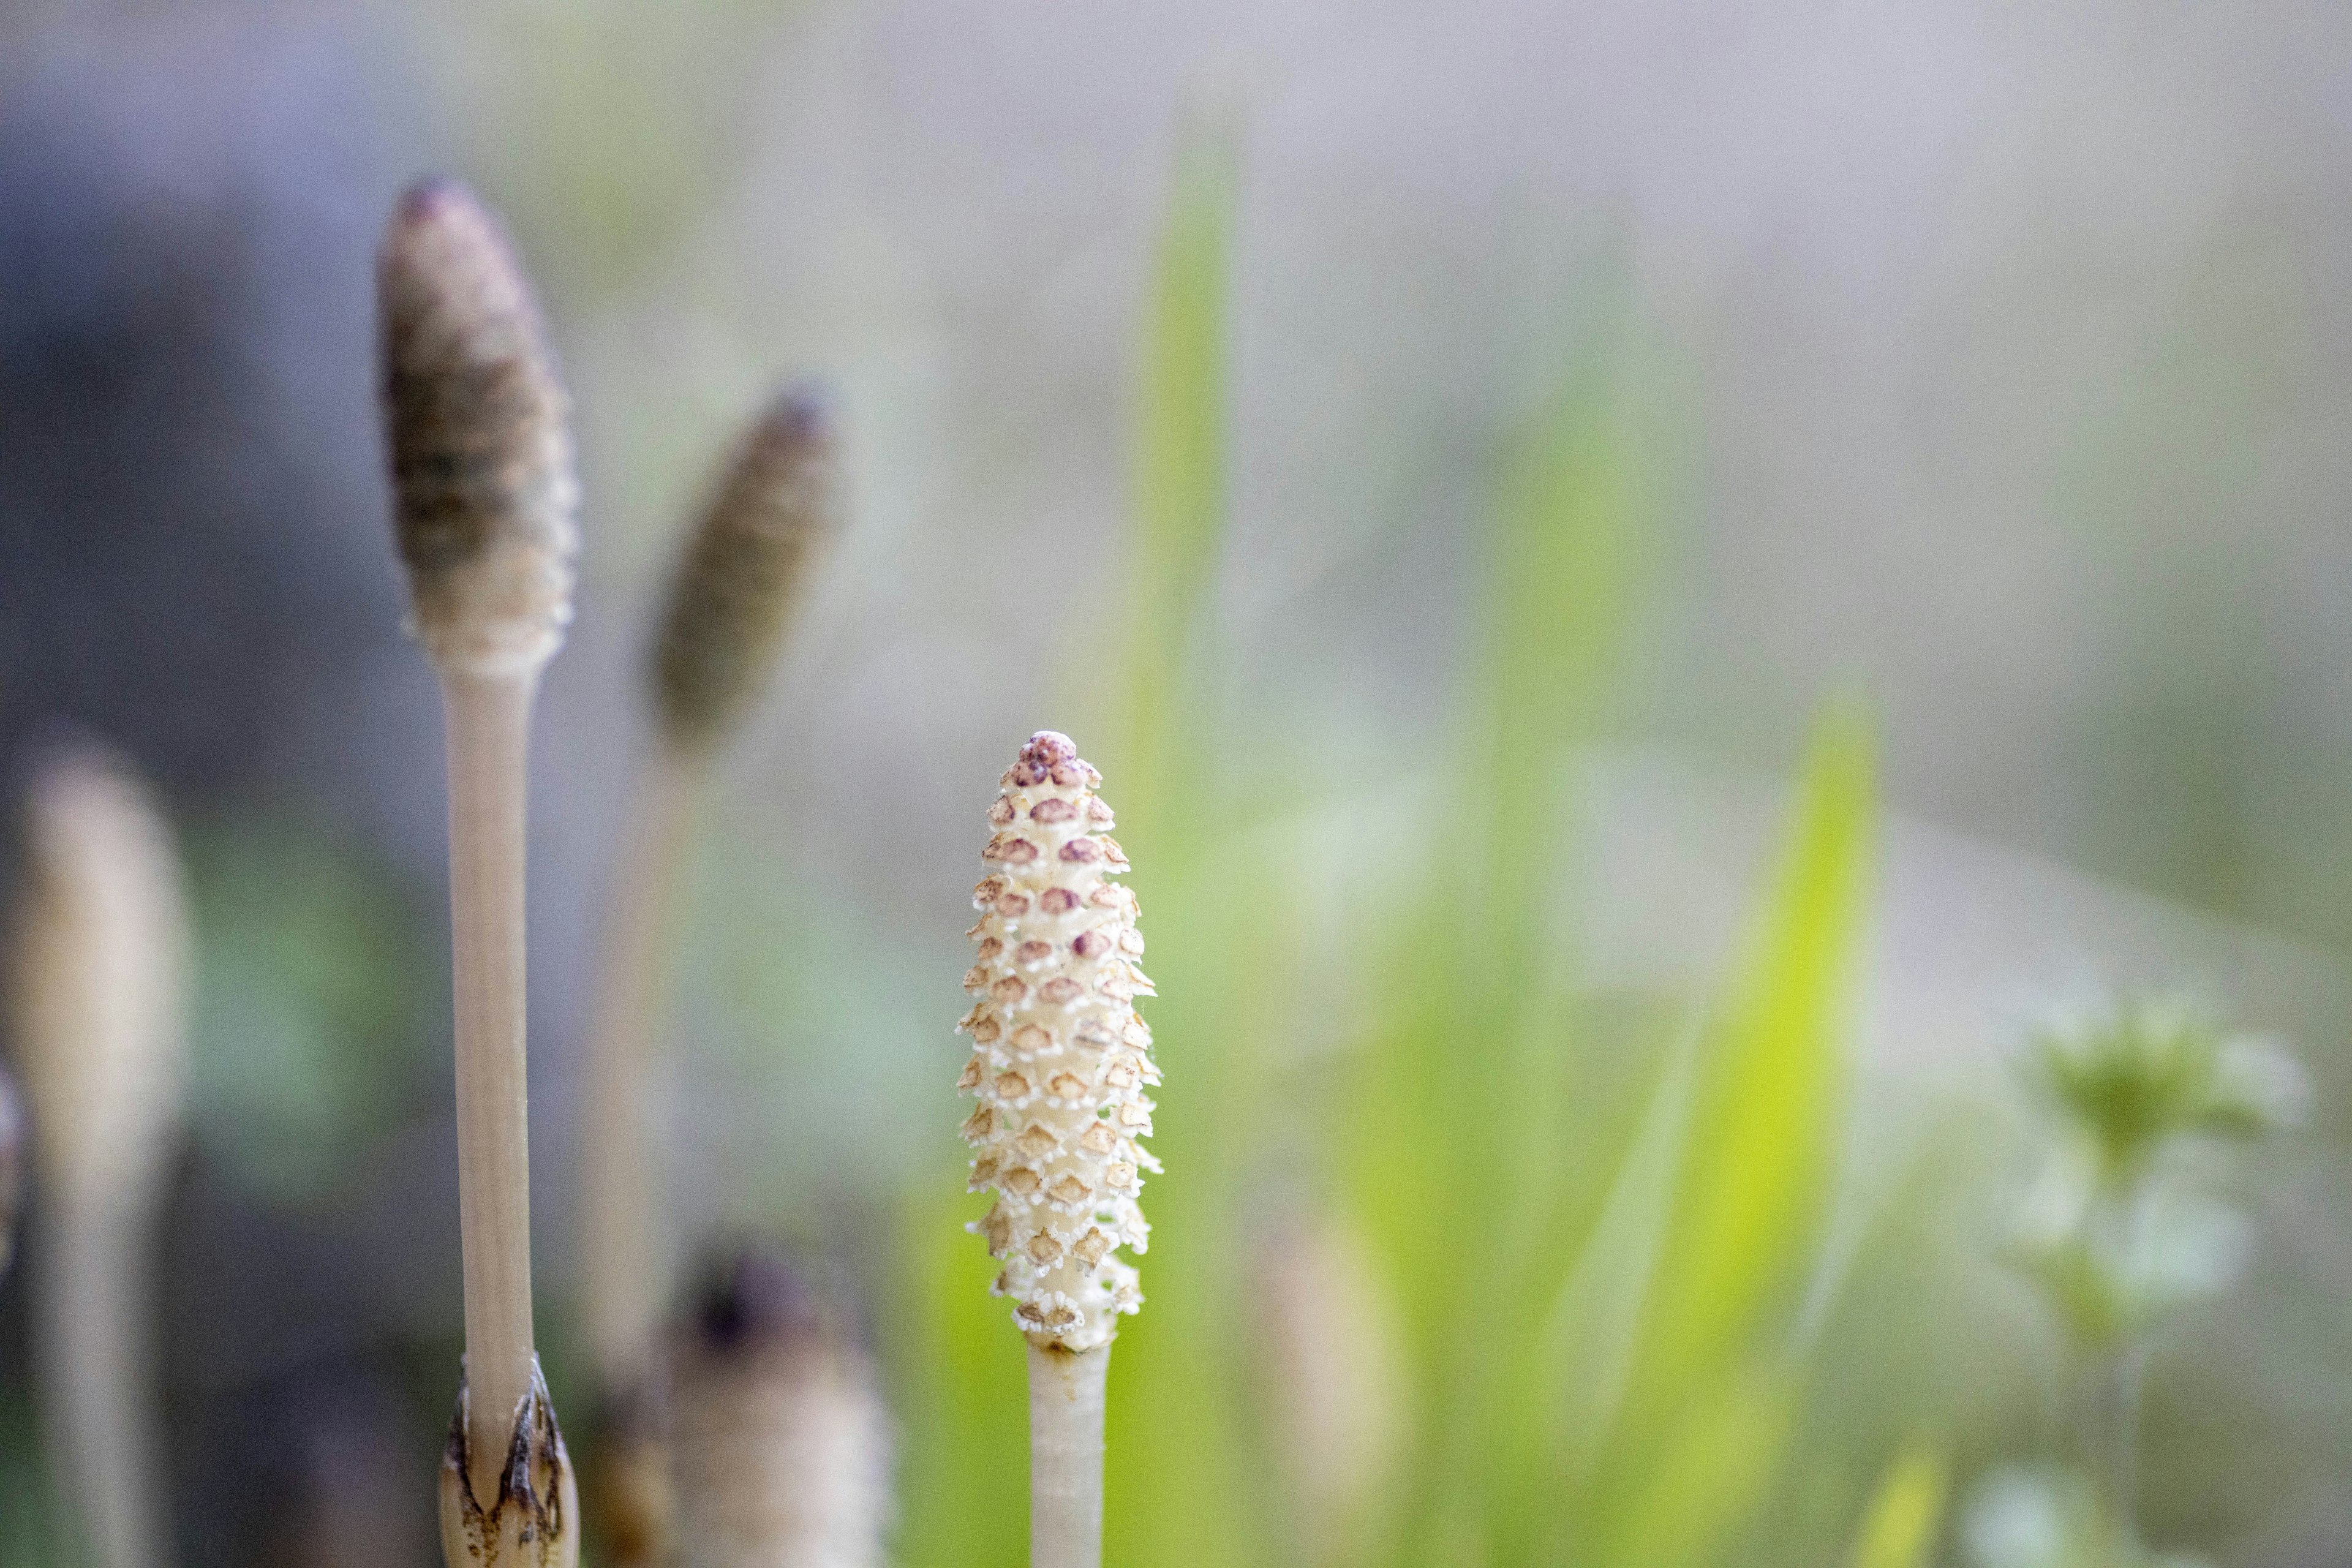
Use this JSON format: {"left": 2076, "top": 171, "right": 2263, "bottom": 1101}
{"left": 0, "top": 16, "right": 453, "bottom": 1564}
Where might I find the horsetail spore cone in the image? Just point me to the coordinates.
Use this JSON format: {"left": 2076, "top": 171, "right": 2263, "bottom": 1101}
{"left": 652, "top": 388, "right": 837, "bottom": 756}
{"left": 380, "top": 177, "right": 579, "bottom": 680}
{"left": 378, "top": 174, "right": 578, "bottom": 1565}
{"left": 668, "top": 1251, "right": 891, "bottom": 1568}
{"left": 958, "top": 731, "right": 1154, "bottom": 1568}
{"left": 8, "top": 747, "right": 190, "bottom": 1568}
{"left": 959, "top": 731, "right": 1155, "bottom": 1348}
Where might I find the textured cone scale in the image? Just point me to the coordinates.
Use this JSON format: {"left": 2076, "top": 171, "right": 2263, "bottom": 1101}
{"left": 959, "top": 731, "right": 1156, "bottom": 1351}
{"left": 378, "top": 178, "right": 579, "bottom": 678}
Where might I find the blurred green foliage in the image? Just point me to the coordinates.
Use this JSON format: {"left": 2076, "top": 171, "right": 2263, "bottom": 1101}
{"left": 1850, "top": 1445, "right": 1951, "bottom": 1568}
{"left": 181, "top": 817, "right": 439, "bottom": 1205}
{"left": 893, "top": 138, "right": 1920, "bottom": 1568}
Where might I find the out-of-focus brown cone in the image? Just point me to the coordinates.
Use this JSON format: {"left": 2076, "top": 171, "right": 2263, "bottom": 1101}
{"left": 1250, "top": 1207, "right": 1410, "bottom": 1567}
{"left": 8, "top": 744, "right": 190, "bottom": 1568}
{"left": 668, "top": 1250, "right": 891, "bottom": 1568}
{"left": 581, "top": 385, "right": 839, "bottom": 1385}
{"left": 649, "top": 388, "right": 837, "bottom": 760}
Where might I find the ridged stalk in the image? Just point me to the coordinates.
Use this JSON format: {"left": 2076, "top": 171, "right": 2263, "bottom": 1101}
{"left": 1027, "top": 1344, "right": 1110, "bottom": 1568}
{"left": 442, "top": 670, "right": 545, "bottom": 1471}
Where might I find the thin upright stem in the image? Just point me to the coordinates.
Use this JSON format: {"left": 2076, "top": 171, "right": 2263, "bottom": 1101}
{"left": 443, "top": 668, "right": 541, "bottom": 1495}
{"left": 581, "top": 747, "right": 703, "bottom": 1389}
{"left": 1028, "top": 1343, "right": 1110, "bottom": 1568}
{"left": 39, "top": 1199, "right": 164, "bottom": 1568}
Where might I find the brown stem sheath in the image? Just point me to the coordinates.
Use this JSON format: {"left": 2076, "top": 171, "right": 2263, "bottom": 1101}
{"left": 1028, "top": 1342, "right": 1110, "bottom": 1568}
{"left": 441, "top": 1363, "right": 578, "bottom": 1568}
{"left": 443, "top": 668, "right": 541, "bottom": 1496}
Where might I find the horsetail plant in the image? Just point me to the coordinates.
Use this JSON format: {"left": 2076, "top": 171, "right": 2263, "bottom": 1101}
{"left": 668, "top": 1250, "right": 892, "bottom": 1568}
{"left": 959, "top": 730, "right": 1156, "bottom": 1568}
{"left": 7, "top": 745, "right": 190, "bottom": 1568}
{"left": 378, "top": 175, "right": 580, "bottom": 1567}
{"left": 579, "top": 388, "right": 838, "bottom": 1566}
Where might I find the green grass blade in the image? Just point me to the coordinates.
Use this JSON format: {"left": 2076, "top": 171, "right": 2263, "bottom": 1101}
{"left": 1114, "top": 129, "right": 1234, "bottom": 834}
{"left": 1846, "top": 1443, "right": 1950, "bottom": 1568}
{"left": 1464, "top": 368, "right": 1651, "bottom": 1028}
{"left": 891, "top": 1187, "right": 1029, "bottom": 1568}
{"left": 1532, "top": 1022, "right": 1701, "bottom": 1464}
{"left": 1629, "top": 705, "right": 1877, "bottom": 1402}
{"left": 1591, "top": 1368, "right": 1798, "bottom": 1568}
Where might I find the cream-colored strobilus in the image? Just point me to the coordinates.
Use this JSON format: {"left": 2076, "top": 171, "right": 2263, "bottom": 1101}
{"left": 377, "top": 175, "right": 579, "bottom": 1567}
{"left": 958, "top": 731, "right": 1157, "bottom": 1568}
{"left": 7, "top": 747, "right": 189, "bottom": 1568}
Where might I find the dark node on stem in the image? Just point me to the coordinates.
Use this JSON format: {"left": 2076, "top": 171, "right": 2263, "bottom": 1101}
{"left": 652, "top": 386, "right": 838, "bottom": 756}
{"left": 440, "top": 1360, "right": 576, "bottom": 1566}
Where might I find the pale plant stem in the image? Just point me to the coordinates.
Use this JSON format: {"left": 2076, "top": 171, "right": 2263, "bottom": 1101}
{"left": 39, "top": 1198, "right": 162, "bottom": 1568}
{"left": 443, "top": 669, "right": 543, "bottom": 1495}
{"left": 2109, "top": 1339, "right": 2148, "bottom": 1551}
{"left": 581, "top": 747, "right": 703, "bottom": 1390}
{"left": 1028, "top": 1343, "right": 1110, "bottom": 1568}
